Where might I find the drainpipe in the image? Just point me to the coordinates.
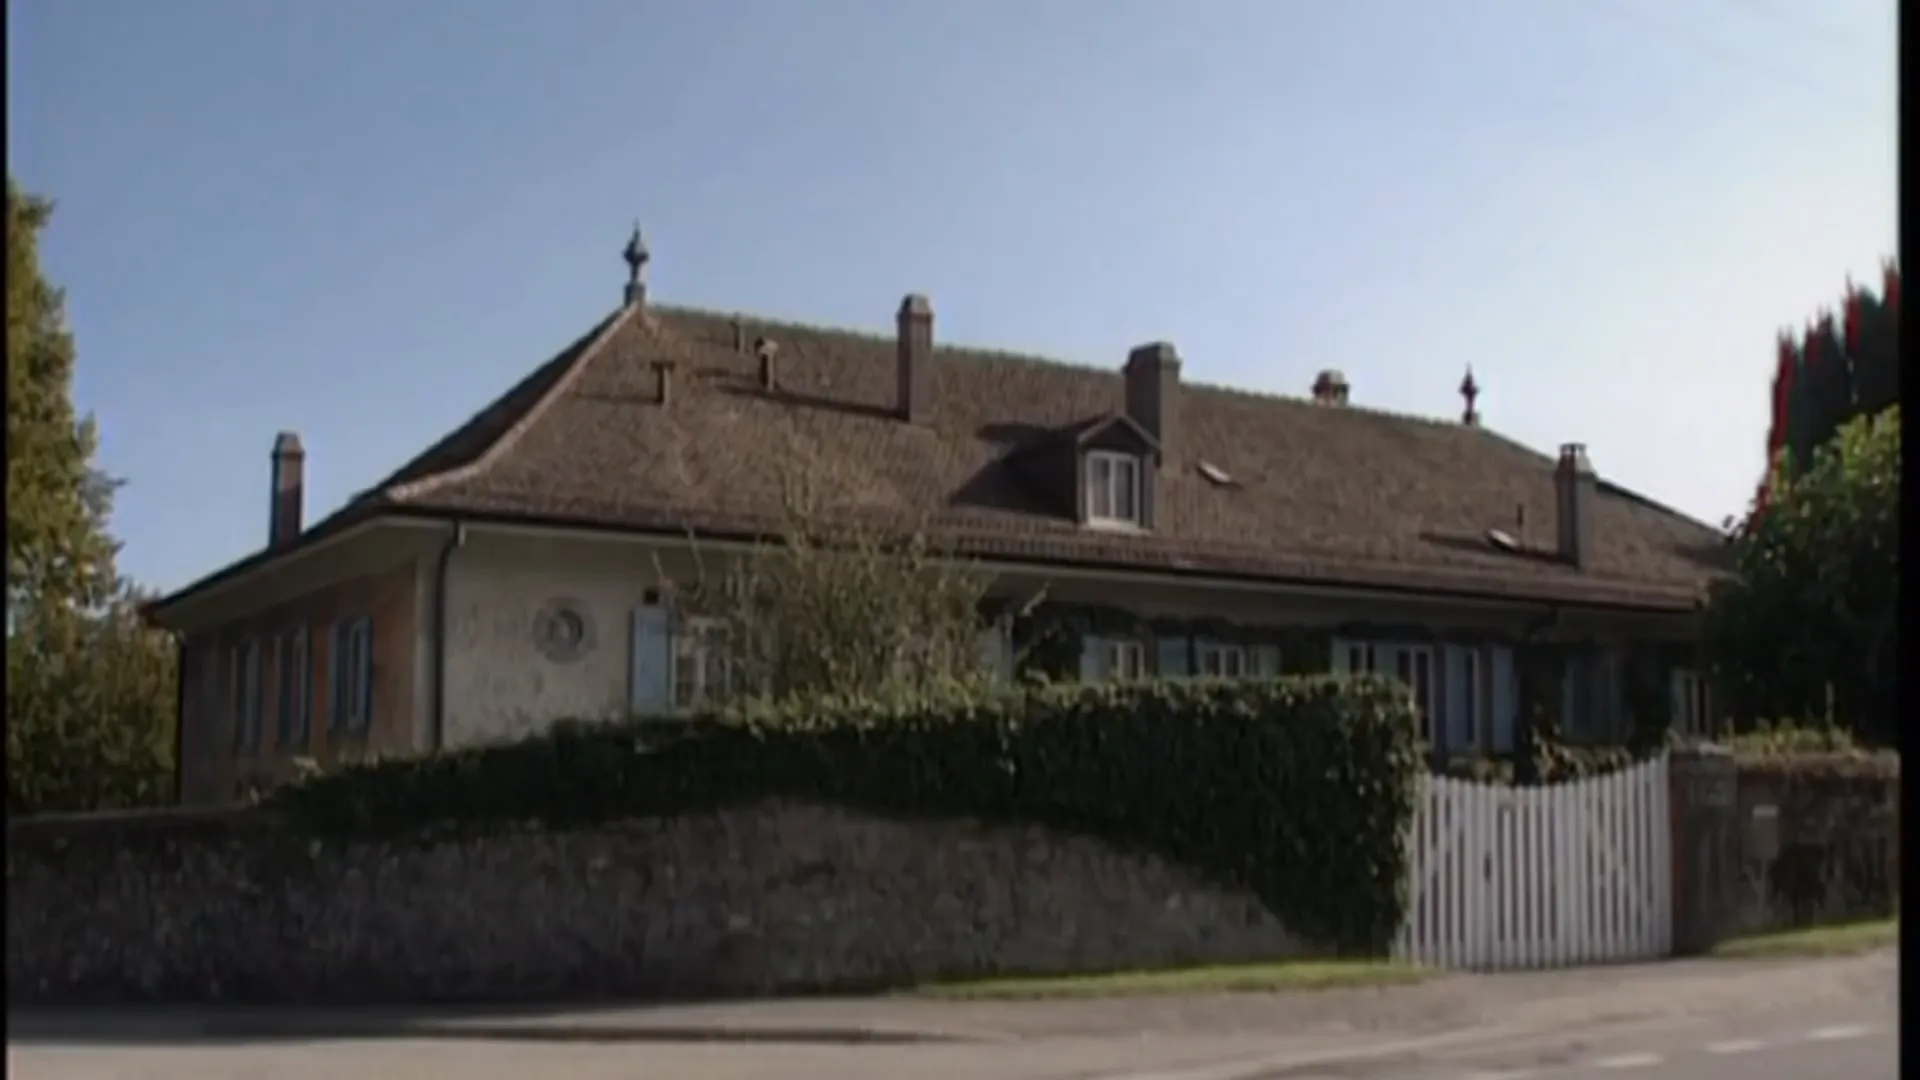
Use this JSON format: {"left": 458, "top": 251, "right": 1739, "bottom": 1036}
{"left": 171, "top": 634, "right": 187, "bottom": 805}
{"left": 429, "top": 520, "right": 469, "bottom": 751}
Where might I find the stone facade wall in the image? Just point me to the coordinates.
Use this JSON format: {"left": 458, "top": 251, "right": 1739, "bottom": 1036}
{"left": 1722, "top": 755, "right": 1899, "bottom": 936}
{"left": 7, "top": 801, "right": 1316, "bottom": 1006}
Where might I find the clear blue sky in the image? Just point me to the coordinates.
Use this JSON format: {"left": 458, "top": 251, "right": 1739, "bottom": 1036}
{"left": 9, "top": 0, "right": 1896, "bottom": 593}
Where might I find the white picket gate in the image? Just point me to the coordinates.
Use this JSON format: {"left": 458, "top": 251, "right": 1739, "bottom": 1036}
{"left": 1395, "top": 753, "right": 1672, "bottom": 970}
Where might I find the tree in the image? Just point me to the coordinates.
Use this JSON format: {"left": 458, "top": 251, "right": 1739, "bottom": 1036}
{"left": 6, "top": 177, "right": 177, "bottom": 813}
{"left": 1756, "top": 262, "right": 1901, "bottom": 515}
{"left": 1705, "top": 406, "right": 1899, "bottom": 744}
{"left": 6, "top": 178, "right": 119, "bottom": 614}
{"left": 669, "top": 441, "right": 1018, "bottom": 707}
{"left": 7, "top": 591, "right": 178, "bottom": 813}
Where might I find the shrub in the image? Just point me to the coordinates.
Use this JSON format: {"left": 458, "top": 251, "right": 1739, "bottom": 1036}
{"left": 271, "top": 675, "right": 1427, "bottom": 955}
{"left": 1438, "top": 740, "right": 1645, "bottom": 787}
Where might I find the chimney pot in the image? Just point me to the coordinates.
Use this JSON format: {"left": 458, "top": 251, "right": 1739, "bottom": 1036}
{"left": 1311, "top": 369, "right": 1350, "bottom": 406}
{"left": 895, "top": 294, "right": 933, "bottom": 422}
{"left": 1554, "top": 443, "right": 1596, "bottom": 567}
{"left": 269, "top": 431, "right": 305, "bottom": 548}
{"left": 651, "top": 360, "right": 676, "bottom": 406}
{"left": 1124, "top": 342, "right": 1181, "bottom": 467}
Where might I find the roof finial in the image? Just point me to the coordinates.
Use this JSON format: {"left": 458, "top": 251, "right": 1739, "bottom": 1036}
{"left": 622, "top": 221, "right": 650, "bottom": 308}
{"left": 1459, "top": 366, "right": 1480, "bottom": 426}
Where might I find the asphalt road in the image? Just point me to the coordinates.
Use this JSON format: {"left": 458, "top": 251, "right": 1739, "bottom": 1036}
{"left": 1277, "top": 1001, "right": 1898, "bottom": 1080}
{"left": 9, "top": 953, "right": 1895, "bottom": 1080}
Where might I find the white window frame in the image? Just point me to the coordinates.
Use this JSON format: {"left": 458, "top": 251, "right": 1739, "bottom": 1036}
{"left": 1102, "top": 638, "right": 1147, "bottom": 681}
{"left": 1671, "top": 667, "right": 1713, "bottom": 737}
{"left": 1390, "top": 645, "right": 1437, "bottom": 747}
{"left": 1085, "top": 450, "right": 1142, "bottom": 526}
{"left": 673, "top": 615, "right": 734, "bottom": 711}
{"left": 1334, "top": 639, "right": 1437, "bottom": 748}
{"left": 1196, "top": 641, "right": 1248, "bottom": 678}
{"left": 1335, "top": 640, "right": 1377, "bottom": 674}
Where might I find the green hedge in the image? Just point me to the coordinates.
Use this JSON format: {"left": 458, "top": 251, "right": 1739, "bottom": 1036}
{"left": 270, "top": 675, "right": 1426, "bottom": 954}
{"left": 1438, "top": 741, "right": 1644, "bottom": 786}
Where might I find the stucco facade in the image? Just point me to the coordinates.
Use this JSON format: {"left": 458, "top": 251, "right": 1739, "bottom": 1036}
{"left": 178, "top": 559, "right": 426, "bottom": 806}
{"left": 168, "top": 522, "right": 1710, "bottom": 805}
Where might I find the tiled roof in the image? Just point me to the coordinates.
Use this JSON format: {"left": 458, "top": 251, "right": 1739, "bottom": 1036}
{"left": 331, "top": 300, "right": 1727, "bottom": 611}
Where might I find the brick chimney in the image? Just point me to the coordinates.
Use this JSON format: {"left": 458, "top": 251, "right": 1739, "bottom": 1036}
{"left": 269, "top": 431, "right": 304, "bottom": 548}
{"left": 896, "top": 294, "right": 933, "bottom": 422}
{"left": 756, "top": 337, "right": 779, "bottom": 390}
{"left": 1124, "top": 342, "right": 1181, "bottom": 467}
{"left": 1555, "top": 443, "right": 1596, "bottom": 568}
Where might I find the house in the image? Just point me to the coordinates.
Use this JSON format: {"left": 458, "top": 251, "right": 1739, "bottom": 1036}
{"left": 148, "top": 229, "right": 1729, "bottom": 806}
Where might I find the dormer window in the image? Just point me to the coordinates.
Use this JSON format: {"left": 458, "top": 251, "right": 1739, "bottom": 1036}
{"left": 1085, "top": 450, "right": 1142, "bottom": 526}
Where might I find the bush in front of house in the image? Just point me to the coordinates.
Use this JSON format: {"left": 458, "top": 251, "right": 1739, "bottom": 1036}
{"left": 1437, "top": 741, "right": 1646, "bottom": 786}
{"left": 268, "top": 675, "right": 1426, "bottom": 955}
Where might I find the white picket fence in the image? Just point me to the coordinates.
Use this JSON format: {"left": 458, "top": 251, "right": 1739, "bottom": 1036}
{"left": 1395, "top": 753, "right": 1673, "bottom": 970}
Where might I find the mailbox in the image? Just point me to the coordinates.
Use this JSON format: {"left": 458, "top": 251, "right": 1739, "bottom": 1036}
{"left": 1747, "top": 804, "right": 1780, "bottom": 863}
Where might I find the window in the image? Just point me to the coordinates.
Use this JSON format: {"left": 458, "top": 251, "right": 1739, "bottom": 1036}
{"left": 1393, "top": 646, "right": 1437, "bottom": 746}
{"left": 1334, "top": 639, "right": 1436, "bottom": 747}
{"left": 1096, "top": 637, "right": 1147, "bottom": 681}
{"left": 673, "top": 616, "right": 733, "bottom": 710}
{"left": 1671, "top": 668, "right": 1713, "bottom": 737}
{"left": 330, "top": 617, "right": 373, "bottom": 734}
{"left": 277, "top": 628, "right": 312, "bottom": 747}
{"left": 1196, "top": 641, "right": 1248, "bottom": 678}
{"left": 230, "top": 640, "right": 263, "bottom": 755}
{"left": 1085, "top": 451, "right": 1142, "bottom": 526}
{"left": 1335, "top": 640, "right": 1377, "bottom": 674}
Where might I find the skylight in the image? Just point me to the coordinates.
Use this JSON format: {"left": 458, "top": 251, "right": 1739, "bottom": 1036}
{"left": 1198, "top": 461, "right": 1234, "bottom": 486}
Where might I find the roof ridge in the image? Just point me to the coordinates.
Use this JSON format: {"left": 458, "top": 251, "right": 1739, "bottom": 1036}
{"left": 386, "top": 305, "right": 640, "bottom": 502}
{"left": 661, "top": 302, "right": 1504, "bottom": 440}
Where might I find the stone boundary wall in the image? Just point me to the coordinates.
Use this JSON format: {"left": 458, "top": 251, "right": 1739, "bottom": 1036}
{"left": 7, "top": 800, "right": 1317, "bottom": 1006}
{"left": 1723, "top": 754, "right": 1900, "bottom": 936}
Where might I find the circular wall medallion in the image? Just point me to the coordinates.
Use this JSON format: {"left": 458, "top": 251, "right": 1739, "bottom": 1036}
{"left": 534, "top": 600, "right": 595, "bottom": 663}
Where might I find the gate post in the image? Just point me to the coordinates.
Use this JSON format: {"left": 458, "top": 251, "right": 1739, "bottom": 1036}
{"left": 1666, "top": 744, "right": 1739, "bottom": 956}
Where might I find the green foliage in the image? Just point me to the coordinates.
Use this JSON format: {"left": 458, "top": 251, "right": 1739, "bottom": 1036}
{"left": 668, "top": 443, "right": 1004, "bottom": 705}
{"left": 1438, "top": 741, "right": 1643, "bottom": 787}
{"left": 1706, "top": 408, "right": 1898, "bottom": 744}
{"left": 271, "top": 676, "right": 1428, "bottom": 954}
{"left": 6, "top": 588, "right": 178, "bottom": 813}
{"left": 1721, "top": 719, "right": 1864, "bottom": 759}
{"left": 6, "top": 178, "right": 120, "bottom": 613}
{"left": 5, "top": 178, "right": 177, "bottom": 813}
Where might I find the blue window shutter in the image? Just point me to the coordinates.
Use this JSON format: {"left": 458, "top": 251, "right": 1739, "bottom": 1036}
{"left": 329, "top": 623, "right": 347, "bottom": 732}
{"left": 276, "top": 637, "right": 292, "bottom": 746}
{"left": 356, "top": 618, "right": 374, "bottom": 732}
{"left": 293, "top": 631, "right": 310, "bottom": 747}
{"left": 1442, "top": 645, "right": 1469, "bottom": 755}
{"left": 1329, "top": 638, "right": 1352, "bottom": 675}
{"left": 1078, "top": 635, "right": 1104, "bottom": 683}
{"left": 230, "top": 647, "right": 245, "bottom": 753}
{"left": 976, "top": 623, "right": 1012, "bottom": 686}
{"left": 629, "top": 604, "right": 675, "bottom": 714}
{"left": 1490, "top": 645, "right": 1517, "bottom": 751}
{"left": 1156, "top": 634, "right": 1190, "bottom": 678}
{"left": 1252, "top": 644, "right": 1281, "bottom": 677}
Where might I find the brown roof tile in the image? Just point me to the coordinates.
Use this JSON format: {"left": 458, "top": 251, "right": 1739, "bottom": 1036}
{"left": 359, "top": 300, "right": 1726, "bottom": 611}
